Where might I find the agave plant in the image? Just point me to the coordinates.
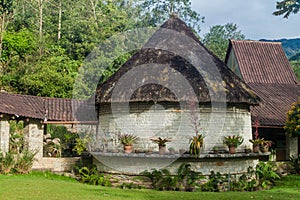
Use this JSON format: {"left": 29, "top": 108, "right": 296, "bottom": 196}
{"left": 189, "top": 134, "right": 205, "bottom": 157}
{"left": 150, "top": 137, "right": 171, "bottom": 147}
{"left": 223, "top": 135, "right": 244, "bottom": 147}
{"left": 119, "top": 134, "right": 138, "bottom": 146}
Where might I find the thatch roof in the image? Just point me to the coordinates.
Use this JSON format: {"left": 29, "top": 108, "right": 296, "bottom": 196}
{"left": 96, "top": 16, "right": 259, "bottom": 105}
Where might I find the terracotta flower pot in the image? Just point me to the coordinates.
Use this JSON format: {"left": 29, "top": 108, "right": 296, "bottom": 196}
{"left": 229, "top": 146, "right": 236, "bottom": 154}
{"left": 124, "top": 145, "right": 133, "bottom": 153}
{"left": 159, "top": 145, "right": 166, "bottom": 155}
{"left": 260, "top": 145, "right": 269, "bottom": 153}
{"left": 253, "top": 145, "right": 260, "bottom": 153}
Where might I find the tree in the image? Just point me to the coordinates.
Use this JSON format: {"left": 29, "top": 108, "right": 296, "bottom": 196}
{"left": 290, "top": 60, "right": 300, "bottom": 81}
{"left": 285, "top": 99, "right": 300, "bottom": 137}
{"left": 273, "top": 0, "right": 300, "bottom": 18}
{"left": 136, "top": 0, "right": 204, "bottom": 32}
{"left": 202, "top": 23, "right": 245, "bottom": 61}
{"left": 0, "top": 0, "right": 14, "bottom": 58}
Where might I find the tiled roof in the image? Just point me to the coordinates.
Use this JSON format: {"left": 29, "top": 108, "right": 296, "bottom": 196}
{"left": 249, "top": 83, "right": 300, "bottom": 126}
{"left": 0, "top": 92, "right": 96, "bottom": 122}
{"left": 226, "top": 40, "right": 298, "bottom": 84}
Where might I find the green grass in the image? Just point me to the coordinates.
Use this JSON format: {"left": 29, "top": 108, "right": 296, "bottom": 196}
{"left": 0, "top": 172, "right": 299, "bottom": 200}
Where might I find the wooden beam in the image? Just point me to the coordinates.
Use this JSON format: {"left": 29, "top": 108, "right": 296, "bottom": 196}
{"left": 43, "top": 121, "right": 98, "bottom": 125}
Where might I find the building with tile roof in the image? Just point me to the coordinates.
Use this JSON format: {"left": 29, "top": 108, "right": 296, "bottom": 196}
{"left": 225, "top": 40, "right": 300, "bottom": 160}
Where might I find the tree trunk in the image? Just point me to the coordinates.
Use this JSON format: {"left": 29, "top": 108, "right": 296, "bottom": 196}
{"left": 38, "top": 0, "right": 44, "bottom": 56}
{"left": 57, "top": 0, "right": 62, "bottom": 41}
{"left": 0, "top": 12, "right": 6, "bottom": 58}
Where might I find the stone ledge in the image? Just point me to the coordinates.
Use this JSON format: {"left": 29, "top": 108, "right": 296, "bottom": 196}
{"left": 91, "top": 152, "right": 270, "bottom": 159}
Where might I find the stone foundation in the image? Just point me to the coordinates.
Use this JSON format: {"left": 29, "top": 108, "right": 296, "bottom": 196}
{"left": 32, "top": 157, "right": 81, "bottom": 172}
{"left": 93, "top": 152, "right": 264, "bottom": 176}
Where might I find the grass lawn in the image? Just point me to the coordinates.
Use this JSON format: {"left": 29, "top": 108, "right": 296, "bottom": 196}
{"left": 0, "top": 172, "right": 300, "bottom": 200}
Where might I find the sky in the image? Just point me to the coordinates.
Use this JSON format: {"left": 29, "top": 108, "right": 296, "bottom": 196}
{"left": 191, "top": 0, "right": 300, "bottom": 40}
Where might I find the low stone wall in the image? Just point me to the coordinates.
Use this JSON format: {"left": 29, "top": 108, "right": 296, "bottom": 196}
{"left": 32, "top": 157, "right": 81, "bottom": 172}
{"left": 93, "top": 152, "right": 265, "bottom": 176}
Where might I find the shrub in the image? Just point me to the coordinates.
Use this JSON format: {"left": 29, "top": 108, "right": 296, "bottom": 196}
{"left": 141, "top": 163, "right": 202, "bottom": 191}
{"left": 14, "top": 149, "right": 37, "bottom": 174}
{"left": 200, "top": 171, "right": 226, "bottom": 192}
{"left": 0, "top": 152, "right": 15, "bottom": 174}
{"left": 285, "top": 100, "right": 300, "bottom": 137}
{"left": 289, "top": 154, "right": 300, "bottom": 174}
{"left": 255, "top": 162, "right": 280, "bottom": 189}
{"left": 77, "top": 166, "right": 111, "bottom": 186}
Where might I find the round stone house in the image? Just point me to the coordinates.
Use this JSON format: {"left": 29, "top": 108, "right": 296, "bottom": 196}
{"left": 92, "top": 16, "right": 262, "bottom": 175}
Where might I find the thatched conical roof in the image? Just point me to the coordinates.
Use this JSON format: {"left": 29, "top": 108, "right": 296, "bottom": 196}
{"left": 96, "top": 16, "right": 259, "bottom": 105}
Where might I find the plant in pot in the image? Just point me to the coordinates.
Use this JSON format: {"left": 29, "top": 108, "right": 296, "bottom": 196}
{"left": 150, "top": 137, "right": 171, "bottom": 155}
{"left": 260, "top": 139, "right": 272, "bottom": 153}
{"left": 249, "top": 138, "right": 264, "bottom": 153}
{"left": 223, "top": 135, "right": 244, "bottom": 154}
{"left": 119, "top": 134, "right": 138, "bottom": 153}
{"left": 189, "top": 134, "right": 205, "bottom": 157}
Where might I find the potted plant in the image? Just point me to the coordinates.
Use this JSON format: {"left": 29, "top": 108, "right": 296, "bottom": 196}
{"left": 249, "top": 138, "right": 264, "bottom": 153}
{"left": 223, "top": 135, "right": 244, "bottom": 154}
{"left": 119, "top": 134, "right": 138, "bottom": 153}
{"left": 189, "top": 134, "right": 205, "bottom": 157}
{"left": 212, "top": 146, "right": 219, "bottom": 154}
{"left": 151, "top": 137, "right": 171, "bottom": 155}
{"left": 260, "top": 140, "right": 272, "bottom": 153}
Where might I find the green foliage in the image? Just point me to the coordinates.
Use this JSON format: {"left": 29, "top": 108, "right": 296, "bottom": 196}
{"left": 141, "top": 168, "right": 179, "bottom": 191}
{"left": 203, "top": 23, "right": 245, "bottom": 61}
{"left": 273, "top": 0, "right": 300, "bottom": 18}
{"left": 77, "top": 166, "right": 112, "bottom": 187}
{"left": 223, "top": 135, "right": 244, "bottom": 147}
{"left": 1, "top": 120, "right": 37, "bottom": 175}
{"left": 290, "top": 60, "right": 300, "bottom": 81}
{"left": 136, "top": 0, "right": 204, "bottom": 32}
{"left": 14, "top": 149, "right": 37, "bottom": 174}
{"left": 189, "top": 134, "right": 204, "bottom": 157}
{"left": 45, "top": 125, "right": 79, "bottom": 157}
{"left": 141, "top": 163, "right": 202, "bottom": 191}
{"left": 255, "top": 162, "right": 280, "bottom": 189}
{"left": 73, "top": 137, "right": 88, "bottom": 156}
{"left": 150, "top": 137, "right": 171, "bottom": 147}
{"left": 119, "top": 134, "right": 138, "bottom": 146}
{"left": 200, "top": 171, "right": 226, "bottom": 192}
{"left": 284, "top": 100, "right": 300, "bottom": 137}
{"left": 289, "top": 154, "right": 300, "bottom": 174}
{"left": 0, "top": 151, "right": 15, "bottom": 174}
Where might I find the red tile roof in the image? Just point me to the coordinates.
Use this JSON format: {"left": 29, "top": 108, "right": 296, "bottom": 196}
{"left": 226, "top": 40, "right": 298, "bottom": 84}
{"left": 249, "top": 83, "right": 300, "bottom": 126}
{"left": 0, "top": 92, "right": 96, "bottom": 122}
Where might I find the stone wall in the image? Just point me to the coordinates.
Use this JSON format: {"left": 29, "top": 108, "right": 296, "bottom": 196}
{"left": 32, "top": 157, "right": 81, "bottom": 172}
{"left": 24, "top": 119, "right": 44, "bottom": 163}
{"left": 0, "top": 116, "right": 10, "bottom": 153}
{"left": 96, "top": 102, "right": 253, "bottom": 153}
{"left": 286, "top": 135, "right": 298, "bottom": 159}
{"left": 93, "top": 153, "right": 261, "bottom": 176}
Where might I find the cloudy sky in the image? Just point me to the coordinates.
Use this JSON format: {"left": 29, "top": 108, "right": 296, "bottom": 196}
{"left": 191, "top": 0, "right": 299, "bottom": 40}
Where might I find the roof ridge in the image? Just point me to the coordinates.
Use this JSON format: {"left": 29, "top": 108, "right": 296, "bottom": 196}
{"left": 231, "top": 39, "right": 282, "bottom": 45}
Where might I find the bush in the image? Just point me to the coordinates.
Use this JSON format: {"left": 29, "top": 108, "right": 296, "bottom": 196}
{"left": 255, "top": 162, "right": 280, "bottom": 189}
{"left": 14, "top": 149, "right": 37, "bottom": 174}
{"left": 289, "top": 154, "right": 300, "bottom": 174}
{"left": 285, "top": 100, "right": 300, "bottom": 137}
{"left": 200, "top": 171, "right": 226, "bottom": 192}
{"left": 77, "top": 166, "right": 111, "bottom": 186}
{"left": 0, "top": 152, "right": 15, "bottom": 174}
{"left": 141, "top": 163, "right": 202, "bottom": 191}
